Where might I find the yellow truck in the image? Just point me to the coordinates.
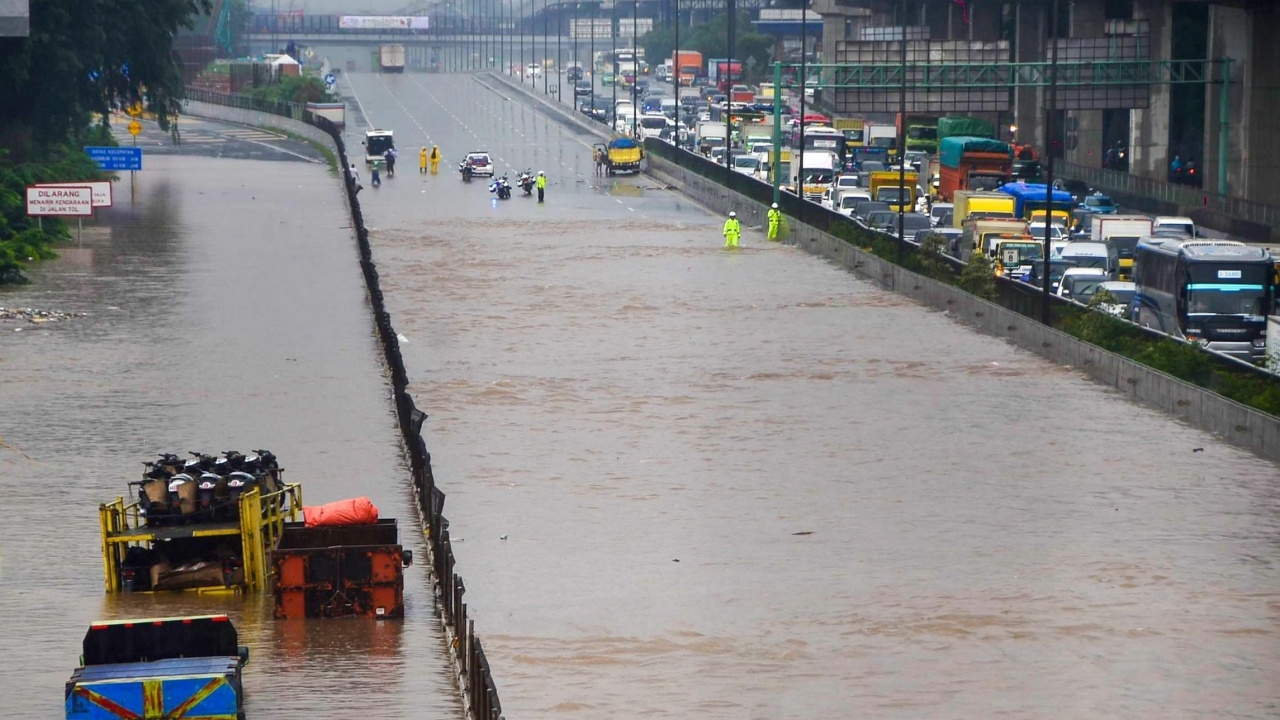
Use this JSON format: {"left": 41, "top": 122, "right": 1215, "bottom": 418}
{"left": 594, "top": 137, "right": 642, "bottom": 175}
{"left": 952, "top": 190, "right": 1018, "bottom": 229}
{"left": 991, "top": 236, "right": 1042, "bottom": 277}
{"left": 962, "top": 218, "right": 1030, "bottom": 261}
{"left": 868, "top": 170, "right": 918, "bottom": 213}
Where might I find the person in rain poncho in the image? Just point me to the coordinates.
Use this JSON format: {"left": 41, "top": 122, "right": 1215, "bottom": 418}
{"left": 767, "top": 203, "right": 781, "bottom": 242}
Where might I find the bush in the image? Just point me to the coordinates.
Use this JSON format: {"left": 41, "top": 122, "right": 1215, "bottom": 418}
{"left": 249, "top": 75, "right": 328, "bottom": 105}
{"left": 0, "top": 142, "right": 106, "bottom": 283}
{"left": 956, "top": 252, "right": 997, "bottom": 300}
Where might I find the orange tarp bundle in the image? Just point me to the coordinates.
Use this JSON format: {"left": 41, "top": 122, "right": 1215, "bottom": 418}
{"left": 303, "top": 497, "right": 379, "bottom": 527}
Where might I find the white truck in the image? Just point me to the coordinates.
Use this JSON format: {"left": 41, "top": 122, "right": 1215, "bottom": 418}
{"left": 1091, "top": 214, "right": 1152, "bottom": 281}
{"left": 789, "top": 151, "right": 836, "bottom": 201}
{"left": 695, "top": 120, "right": 728, "bottom": 154}
{"left": 379, "top": 44, "right": 406, "bottom": 73}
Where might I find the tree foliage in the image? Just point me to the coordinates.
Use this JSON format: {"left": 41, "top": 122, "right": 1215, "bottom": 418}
{"left": 642, "top": 13, "right": 776, "bottom": 83}
{"left": 0, "top": 0, "right": 212, "bottom": 153}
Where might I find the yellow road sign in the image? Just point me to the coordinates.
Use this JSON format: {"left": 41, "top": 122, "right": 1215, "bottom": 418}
{"left": 128, "top": 120, "right": 142, "bottom": 136}
{"left": 126, "top": 103, "right": 143, "bottom": 117}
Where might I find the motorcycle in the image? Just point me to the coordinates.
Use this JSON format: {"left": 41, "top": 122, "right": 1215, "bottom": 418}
{"left": 459, "top": 162, "right": 474, "bottom": 182}
{"left": 490, "top": 175, "right": 512, "bottom": 200}
{"left": 517, "top": 170, "right": 535, "bottom": 196}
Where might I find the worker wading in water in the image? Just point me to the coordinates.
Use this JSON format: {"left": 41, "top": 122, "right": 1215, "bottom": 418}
{"left": 767, "top": 203, "right": 781, "bottom": 241}
{"left": 419, "top": 147, "right": 428, "bottom": 174}
{"left": 429, "top": 145, "right": 441, "bottom": 174}
{"left": 723, "top": 211, "right": 741, "bottom": 248}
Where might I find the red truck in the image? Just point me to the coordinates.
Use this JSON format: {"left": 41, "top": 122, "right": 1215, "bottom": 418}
{"left": 938, "top": 135, "right": 1013, "bottom": 202}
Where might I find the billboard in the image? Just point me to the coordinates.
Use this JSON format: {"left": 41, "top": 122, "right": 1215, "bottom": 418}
{"left": 339, "top": 16, "right": 429, "bottom": 30}
{"left": 0, "top": 0, "right": 29, "bottom": 37}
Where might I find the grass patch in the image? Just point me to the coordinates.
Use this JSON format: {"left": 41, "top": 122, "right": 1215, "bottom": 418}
{"left": 263, "top": 125, "right": 338, "bottom": 175}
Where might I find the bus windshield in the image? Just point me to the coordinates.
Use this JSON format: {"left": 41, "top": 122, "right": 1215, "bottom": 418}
{"left": 1187, "top": 264, "right": 1272, "bottom": 315}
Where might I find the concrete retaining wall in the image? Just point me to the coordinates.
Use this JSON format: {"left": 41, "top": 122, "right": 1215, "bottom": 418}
{"left": 182, "top": 99, "right": 337, "bottom": 150}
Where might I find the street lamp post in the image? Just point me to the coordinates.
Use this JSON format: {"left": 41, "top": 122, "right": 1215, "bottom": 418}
{"left": 1042, "top": 0, "right": 1060, "bottom": 326}
{"left": 544, "top": 0, "right": 550, "bottom": 94}
{"left": 797, "top": 0, "right": 807, "bottom": 210}
{"left": 724, "top": 0, "right": 735, "bottom": 180}
{"left": 896, "top": 0, "right": 907, "bottom": 265}
{"left": 673, "top": 0, "right": 679, "bottom": 148}
{"left": 611, "top": 4, "right": 617, "bottom": 127}
{"left": 631, "top": 0, "right": 638, "bottom": 139}
{"left": 590, "top": 2, "right": 595, "bottom": 118}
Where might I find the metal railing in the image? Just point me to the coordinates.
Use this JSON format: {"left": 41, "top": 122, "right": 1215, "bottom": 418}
{"left": 191, "top": 88, "right": 505, "bottom": 720}
{"left": 184, "top": 87, "right": 308, "bottom": 121}
{"left": 1059, "top": 161, "right": 1280, "bottom": 230}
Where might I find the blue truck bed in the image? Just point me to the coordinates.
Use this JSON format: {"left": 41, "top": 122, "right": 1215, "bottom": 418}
{"left": 66, "top": 656, "right": 243, "bottom": 719}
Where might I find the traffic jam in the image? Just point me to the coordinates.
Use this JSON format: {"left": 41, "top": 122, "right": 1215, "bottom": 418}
{"left": 573, "top": 51, "right": 1274, "bottom": 365}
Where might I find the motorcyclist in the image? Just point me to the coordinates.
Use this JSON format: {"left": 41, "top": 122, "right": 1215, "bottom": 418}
{"left": 536, "top": 171, "right": 547, "bottom": 203}
{"left": 1170, "top": 154, "right": 1183, "bottom": 182}
{"left": 767, "top": 202, "right": 781, "bottom": 242}
{"left": 462, "top": 157, "right": 474, "bottom": 181}
{"left": 723, "top": 211, "right": 741, "bottom": 249}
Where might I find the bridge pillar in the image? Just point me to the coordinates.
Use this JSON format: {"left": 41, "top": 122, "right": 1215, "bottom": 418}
{"left": 1063, "top": 0, "right": 1106, "bottom": 169}
{"left": 1203, "top": 3, "right": 1248, "bottom": 199}
{"left": 1129, "top": 0, "right": 1171, "bottom": 181}
{"left": 1012, "top": 1, "right": 1046, "bottom": 153}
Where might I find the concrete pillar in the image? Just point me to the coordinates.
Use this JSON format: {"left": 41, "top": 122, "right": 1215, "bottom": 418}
{"left": 966, "top": 0, "right": 1002, "bottom": 42}
{"left": 1013, "top": 1, "right": 1045, "bottom": 151}
{"left": 1246, "top": 3, "right": 1280, "bottom": 205}
{"left": 1203, "top": 3, "right": 1248, "bottom": 198}
{"left": 1129, "top": 0, "right": 1170, "bottom": 180}
{"left": 1064, "top": 0, "right": 1106, "bottom": 168}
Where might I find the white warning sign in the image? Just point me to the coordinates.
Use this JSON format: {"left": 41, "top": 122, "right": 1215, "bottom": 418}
{"left": 26, "top": 185, "right": 93, "bottom": 216}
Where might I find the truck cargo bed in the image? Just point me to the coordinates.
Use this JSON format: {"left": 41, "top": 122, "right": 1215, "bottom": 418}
{"left": 66, "top": 657, "right": 243, "bottom": 719}
{"left": 272, "top": 519, "right": 408, "bottom": 619}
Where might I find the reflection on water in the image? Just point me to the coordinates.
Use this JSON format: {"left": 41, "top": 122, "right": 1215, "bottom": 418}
{"left": 351, "top": 72, "right": 1280, "bottom": 720}
{"left": 0, "top": 155, "right": 459, "bottom": 719}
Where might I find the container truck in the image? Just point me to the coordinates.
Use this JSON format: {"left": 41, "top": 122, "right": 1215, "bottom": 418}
{"left": 707, "top": 58, "right": 744, "bottom": 91}
{"left": 695, "top": 120, "right": 728, "bottom": 153}
{"left": 65, "top": 615, "right": 249, "bottom": 720}
{"left": 1090, "top": 215, "right": 1153, "bottom": 280}
{"left": 789, "top": 151, "right": 836, "bottom": 201}
{"left": 379, "top": 44, "right": 406, "bottom": 73}
{"left": 866, "top": 124, "right": 898, "bottom": 158}
{"left": 673, "top": 50, "right": 703, "bottom": 86}
{"left": 937, "top": 136, "right": 1013, "bottom": 201}
{"left": 951, "top": 190, "right": 1018, "bottom": 228}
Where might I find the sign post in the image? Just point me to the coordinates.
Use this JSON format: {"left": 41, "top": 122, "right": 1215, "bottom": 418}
{"left": 27, "top": 185, "right": 93, "bottom": 242}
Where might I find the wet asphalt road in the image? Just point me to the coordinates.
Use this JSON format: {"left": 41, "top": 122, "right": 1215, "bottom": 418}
{"left": 340, "top": 70, "right": 1280, "bottom": 719}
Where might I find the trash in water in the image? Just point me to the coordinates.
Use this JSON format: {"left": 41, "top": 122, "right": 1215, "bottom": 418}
{"left": 0, "top": 307, "right": 86, "bottom": 324}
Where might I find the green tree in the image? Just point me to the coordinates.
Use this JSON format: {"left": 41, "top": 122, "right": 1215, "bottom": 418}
{"left": 957, "top": 252, "right": 997, "bottom": 300}
{"left": 0, "top": 0, "right": 212, "bottom": 154}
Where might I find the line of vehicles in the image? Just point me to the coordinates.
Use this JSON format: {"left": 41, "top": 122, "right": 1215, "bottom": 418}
{"left": 80, "top": 450, "right": 415, "bottom": 717}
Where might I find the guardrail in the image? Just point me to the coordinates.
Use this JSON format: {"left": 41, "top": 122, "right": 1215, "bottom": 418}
{"left": 185, "top": 87, "right": 309, "bottom": 121}
{"left": 1058, "top": 161, "right": 1280, "bottom": 232}
{"left": 190, "top": 89, "right": 504, "bottom": 720}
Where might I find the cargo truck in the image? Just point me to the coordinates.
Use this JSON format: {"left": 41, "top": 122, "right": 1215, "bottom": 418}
{"left": 65, "top": 615, "right": 249, "bottom": 720}
{"left": 1091, "top": 215, "right": 1153, "bottom": 280}
{"left": 868, "top": 170, "right": 918, "bottom": 213}
{"left": 896, "top": 114, "right": 939, "bottom": 154}
{"left": 379, "top": 44, "right": 406, "bottom": 73}
{"left": 936, "top": 116, "right": 996, "bottom": 143}
{"left": 937, "top": 136, "right": 1013, "bottom": 201}
{"left": 593, "top": 136, "right": 643, "bottom": 175}
{"left": 695, "top": 120, "right": 728, "bottom": 153}
{"left": 998, "top": 182, "right": 1074, "bottom": 220}
{"left": 272, "top": 519, "right": 412, "bottom": 619}
{"left": 789, "top": 150, "right": 835, "bottom": 200}
{"left": 951, "top": 190, "right": 1018, "bottom": 228}
{"left": 963, "top": 218, "right": 1032, "bottom": 262}
{"left": 673, "top": 50, "right": 703, "bottom": 85}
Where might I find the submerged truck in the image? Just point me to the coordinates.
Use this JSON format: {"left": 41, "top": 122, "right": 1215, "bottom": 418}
{"left": 66, "top": 615, "right": 249, "bottom": 720}
{"left": 273, "top": 518, "right": 412, "bottom": 619}
{"left": 379, "top": 44, "right": 406, "bottom": 73}
{"left": 938, "top": 136, "right": 1013, "bottom": 202}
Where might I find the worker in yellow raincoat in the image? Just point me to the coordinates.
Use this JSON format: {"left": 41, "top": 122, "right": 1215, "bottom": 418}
{"left": 419, "top": 147, "right": 428, "bottom": 174}
{"left": 723, "top": 211, "right": 740, "bottom": 248}
{"left": 767, "top": 203, "right": 781, "bottom": 241}
{"left": 430, "top": 145, "right": 441, "bottom": 174}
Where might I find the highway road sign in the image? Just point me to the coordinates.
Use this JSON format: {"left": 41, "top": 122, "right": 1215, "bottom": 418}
{"left": 84, "top": 146, "right": 142, "bottom": 171}
{"left": 38, "top": 181, "right": 112, "bottom": 207}
{"left": 26, "top": 186, "right": 93, "bottom": 216}
{"left": 128, "top": 120, "right": 142, "bottom": 136}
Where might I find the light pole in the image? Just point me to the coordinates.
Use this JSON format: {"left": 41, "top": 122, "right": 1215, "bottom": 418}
{"left": 896, "top": 0, "right": 906, "bottom": 266}
{"left": 590, "top": 2, "right": 595, "bottom": 118}
{"left": 673, "top": 0, "right": 679, "bottom": 148}
{"left": 797, "top": 0, "right": 807, "bottom": 208}
{"left": 629, "top": 0, "right": 636, "bottom": 137}
{"left": 611, "top": 4, "right": 617, "bottom": 126}
{"left": 725, "top": 0, "right": 735, "bottom": 178}
{"left": 1042, "top": 0, "right": 1060, "bottom": 326}
{"left": 544, "top": 0, "right": 550, "bottom": 94}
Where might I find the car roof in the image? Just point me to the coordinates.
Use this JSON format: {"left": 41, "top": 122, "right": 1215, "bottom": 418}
{"left": 1062, "top": 267, "right": 1108, "bottom": 276}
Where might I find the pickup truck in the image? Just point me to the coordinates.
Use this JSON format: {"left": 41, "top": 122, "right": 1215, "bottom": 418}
{"left": 66, "top": 615, "right": 249, "bottom": 719}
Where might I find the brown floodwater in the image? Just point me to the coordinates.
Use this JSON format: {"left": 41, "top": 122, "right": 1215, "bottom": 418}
{"left": 343, "top": 71, "right": 1280, "bottom": 719}
{"left": 0, "top": 154, "right": 460, "bottom": 719}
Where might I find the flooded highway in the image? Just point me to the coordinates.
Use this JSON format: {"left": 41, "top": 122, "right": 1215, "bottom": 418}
{"left": 343, "top": 71, "right": 1280, "bottom": 718}
{"left": 0, "top": 152, "right": 459, "bottom": 718}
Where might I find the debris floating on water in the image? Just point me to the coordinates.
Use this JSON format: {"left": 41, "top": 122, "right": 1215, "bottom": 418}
{"left": 0, "top": 307, "right": 87, "bottom": 324}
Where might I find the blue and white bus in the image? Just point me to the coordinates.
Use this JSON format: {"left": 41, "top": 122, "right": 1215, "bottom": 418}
{"left": 1131, "top": 238, "right": 1275, "bottom": 362}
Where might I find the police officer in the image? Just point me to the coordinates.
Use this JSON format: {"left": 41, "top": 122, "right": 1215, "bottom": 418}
{"left": 536, "top": 170, "right": 547, "bottom": 202}
{"left": 723, "top": 211, "right": 741, "bottom": 248}
{"left": 767, "top": 203, "right": 781, "bottom": 242}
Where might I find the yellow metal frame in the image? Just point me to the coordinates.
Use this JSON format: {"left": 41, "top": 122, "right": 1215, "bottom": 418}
{"left": 99, "top": 483, "right": 302, "bottom": 594}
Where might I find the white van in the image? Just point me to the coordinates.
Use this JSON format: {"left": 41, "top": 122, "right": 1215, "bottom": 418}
{"left": 1153, "top": 216, "right": 1197, "bottom": 238}
{"left": 1060, "top": 241, "right": 1120, "bottom": 280}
